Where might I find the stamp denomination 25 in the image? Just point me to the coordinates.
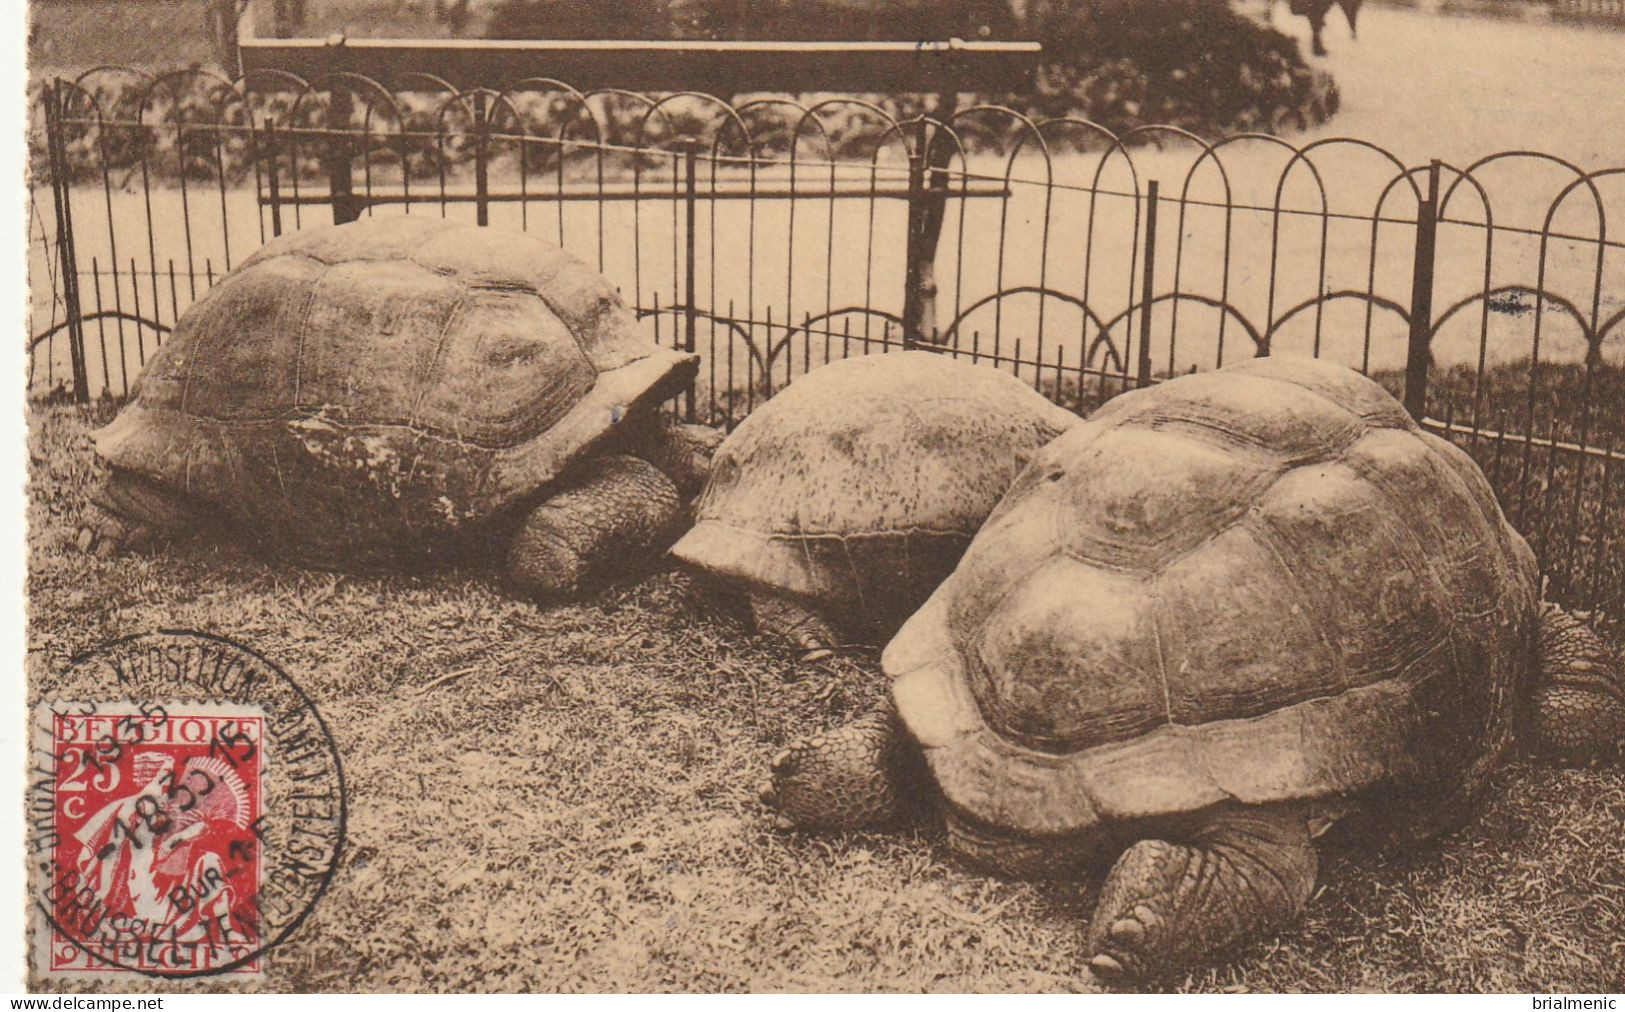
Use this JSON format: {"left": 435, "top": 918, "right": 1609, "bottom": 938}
{"left": 27, "top": 631, "right": 345, "bottom": 981}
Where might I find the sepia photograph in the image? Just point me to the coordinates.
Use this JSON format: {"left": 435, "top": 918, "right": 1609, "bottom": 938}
{"left": 11, "top": 0, "right": 1625, "bottom": 995}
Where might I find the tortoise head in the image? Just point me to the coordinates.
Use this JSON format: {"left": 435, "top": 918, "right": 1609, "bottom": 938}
{"left": 1531, "top": 602, "right": 1625, "bottom": 765}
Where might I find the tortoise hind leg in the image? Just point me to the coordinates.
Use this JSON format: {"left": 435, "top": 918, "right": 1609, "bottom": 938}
{"left": 77, "top": 471, "right": 202, "bottom": 557}
{"left": 506, "top": 455, "right": 683, "bottom": 602}
{"left": 1531, "top": 603, "right": 1625, "bottom": 765}
{"left": 749, "top": 591, "right": 840, "bottom": 662}
{"left": 759, "top": 707, "right": 923, "bottom": 832}
{"left": 1084, "top": 802, "right": 1319, "bottom": 985}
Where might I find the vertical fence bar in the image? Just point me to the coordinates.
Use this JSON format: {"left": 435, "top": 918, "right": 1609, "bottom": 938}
{"left": 1136, "top": 180, "right": 1160, "bottom": 389}
{"left": 265, "top": 119, "right": 285, "bottom": 238}
{"left": 47, "top": 80, "right": 91, "bottom": 403}
{"left": 1404, "top": 160, "right": 1441, "bottom": 421}
{"left": 901, "top": 119, "right": 928, "bottom": 349}
{"left": 682, "top": 144, "right": 699, "bottom": 422}
{"left": 327, "top": 85, "right": 358, "bottom": 225}
{"left": 90, "top": 257, "right": 114, "bottom": 397}
{"left": 130, "top": 258, "right": 148, "bottom": 364}
{"left": 915, "top": 92, "right": 957, "bottom": 345}
{"left": 473, "top": 90, "right": 490, "bottom": 228}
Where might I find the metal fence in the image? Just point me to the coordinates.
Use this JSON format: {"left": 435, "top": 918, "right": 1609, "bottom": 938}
{"left": 28, "top": 68, "right": 1625, "bottom": 627}
{"left": 1551, "top": 0, "right": 1625, "bottom": 25}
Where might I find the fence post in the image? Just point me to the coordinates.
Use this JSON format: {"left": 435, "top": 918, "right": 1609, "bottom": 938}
{"left": 325, "top": 84, "right": 359, "bottom": 224}
{"left": 47, "top": 79, "right": 91, "bottom": 403}
{"left": 1136, "top": 179, "right": 1160, "bottom": 388}
{"left": 1404, "top": 160, "right": 1441, "bottom": 421}
{"left": 264, "top": 118, "right": 284, "bottom": 238}
{"left": 899, "top": 103, "right": 958, "bottom": 348}
{"left": 901, "top": 118, "right": 928, "bottom": 349}
{"left": 473, "top": 90, "right": 490, "bottom": 227}
{"left": 682, "top": 143, "right": 699, "bottom": 422}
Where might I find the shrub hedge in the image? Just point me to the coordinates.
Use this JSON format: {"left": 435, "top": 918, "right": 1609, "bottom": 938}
{"left": 32, "top": 0, "right": 1335, "bottom": 183}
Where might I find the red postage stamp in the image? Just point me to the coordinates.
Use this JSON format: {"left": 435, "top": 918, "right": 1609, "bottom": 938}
{"left": 37, "top": 701, "right": 266, "bottom": 978}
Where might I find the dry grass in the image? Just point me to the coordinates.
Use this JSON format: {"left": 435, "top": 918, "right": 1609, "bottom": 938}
{"left": 26, "top": 402, "right": 1625, "bottom": 994}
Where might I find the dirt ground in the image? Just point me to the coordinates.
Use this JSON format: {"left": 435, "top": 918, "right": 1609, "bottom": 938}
{"left": 25, "top": 403, "right": 1625, "bottom": 993}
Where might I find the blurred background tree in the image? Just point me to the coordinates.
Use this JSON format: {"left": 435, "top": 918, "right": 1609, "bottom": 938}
{"left": 477, "top": 0, "right": 1339, "bottom": 135}
{"left": 26, "top": 0, "right": 1339, "bottom": 140}
{"left": 272, "top": 0, "right": 309, "bottom": 34}
{"left": 1012, "top": 0, "right": 1337, "bottom": 134}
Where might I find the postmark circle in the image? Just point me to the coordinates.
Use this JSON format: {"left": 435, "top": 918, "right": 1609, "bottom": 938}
{"left": 28, "top": 630, "right": 347, "bottom": 980}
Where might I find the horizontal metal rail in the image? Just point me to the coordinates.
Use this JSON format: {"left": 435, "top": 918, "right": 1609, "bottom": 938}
{"left": 1421, "top": 416, "right": 1625, "bottom": 463}
{"left": 255, "top": 183, "right": 1011, "bottom": 206}
{"left": 238, "top": 35, "right": 1043, "bottom": 93}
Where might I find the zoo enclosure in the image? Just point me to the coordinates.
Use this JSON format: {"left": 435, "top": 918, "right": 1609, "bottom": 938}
{"left": 28, "top": 68, "right": 1625, "bottom": 627}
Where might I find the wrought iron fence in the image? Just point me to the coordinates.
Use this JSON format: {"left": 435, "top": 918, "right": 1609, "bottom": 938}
{"left": 1551, "top": 0, "right": 1625, "bottom": 24}
{"left": 27, "top": 67, "right": 1625, "bottom": 627}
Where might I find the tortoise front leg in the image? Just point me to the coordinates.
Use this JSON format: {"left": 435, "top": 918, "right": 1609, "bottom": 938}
{"left": 1084, "top": 802, "right": 1319, "bottom": 985}
{"left": 77, "top": 470, "right": 204, "bottom": 557}
{"left": 1531, "top": 603, "right": 1625, "bottom": 765}
{"left": 760, "top": 707, "right": 924, "bottom": 832}
{"left": 505, "top": 455, "right": 683, "bottom": 602}
{"left": 749, "top": 591, "right": 840, "bottom": 662}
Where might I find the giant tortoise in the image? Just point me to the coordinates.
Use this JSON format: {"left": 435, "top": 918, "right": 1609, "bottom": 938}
{"left": 760, "top": 356, "right": 1625, "bottom": 984}
{"left": 669, "top": 351, "right": 1080, "bottom": 658}
{"left": 81, "top": 216, "right": 716, "bottom": 599}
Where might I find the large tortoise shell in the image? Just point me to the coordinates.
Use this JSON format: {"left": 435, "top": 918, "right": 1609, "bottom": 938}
{"left": 94, "top": 217, "right": 695, "bottom": 562}
{"left": 884, "top": 356, "right": 1540, "bottom": 837}
{"left": 670, "top": 352, "right": 1080, "bottom": 637}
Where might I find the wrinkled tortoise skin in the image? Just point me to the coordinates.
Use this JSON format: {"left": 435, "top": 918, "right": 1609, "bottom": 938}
{"left": 506, "top": 455, "right": 684, "bottom": 601}
{"left": 93, "top": 217, "right": 696, "bottom": 565}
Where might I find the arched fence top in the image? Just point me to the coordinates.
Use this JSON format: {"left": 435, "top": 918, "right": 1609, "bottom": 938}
{"left": 30, "top": 311, "right": 170, "bottom": 354}
{"left": 28, "top": 65, "right": 1625, "bottom": 629}
{"left": 32, "top": 65, "right": 1625, "bottom": 236}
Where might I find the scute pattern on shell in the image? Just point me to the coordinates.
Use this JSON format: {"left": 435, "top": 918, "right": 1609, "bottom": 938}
{"left": 884, "top": 356, "right": 1540, "bottom": 838}
{"left": 93, "top": 217, "right": 696, "bottom": 563}
{"left": 669, "top": 351, "right": 1082, "bottom": 637}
